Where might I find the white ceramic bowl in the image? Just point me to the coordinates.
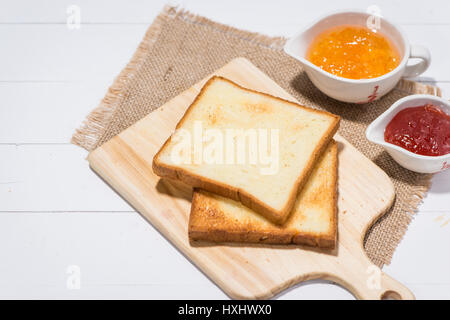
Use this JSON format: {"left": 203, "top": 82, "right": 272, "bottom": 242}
{"left": 366, "top": 94, "right": 450, "bottom": 173}
{"left": 284, "top": 11, "right": 431, "bottom": 103}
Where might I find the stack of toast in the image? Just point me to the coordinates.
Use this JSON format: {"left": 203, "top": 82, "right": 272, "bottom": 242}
{"left": 153, "top": 76, "right": 340, "bottom": 248}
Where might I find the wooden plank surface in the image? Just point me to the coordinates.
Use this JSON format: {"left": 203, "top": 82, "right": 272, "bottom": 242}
{"left": 1, "top": 0, "right": 449, "bottom": 299}
{"left": 2, "top": 24, "right": 450, "bottom": 82}
{"left": 88, "top": 57, "right": 413, "bottom": 299}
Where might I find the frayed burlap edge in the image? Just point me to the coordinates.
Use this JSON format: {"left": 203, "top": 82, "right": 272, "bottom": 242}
{"left": 71, "top": 6, "right": 170, "bottom": 150}
{"left": 71, "top": 5, "right": 441, "bottom": 267}
{"left": 365, "top": 173, "right": 433, "bottom": 267}
{"left": 71, "top": 5, "right": 285, "bottom": 151}
{"left": 395, "top": 80, "right": 442, "bottom": 96}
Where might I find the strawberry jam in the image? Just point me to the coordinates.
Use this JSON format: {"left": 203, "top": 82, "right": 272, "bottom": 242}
{"left": 384, "top": 104, "right": 450, "bottom": 156}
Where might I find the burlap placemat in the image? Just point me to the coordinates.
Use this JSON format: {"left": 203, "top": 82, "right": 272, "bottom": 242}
{"left": 72, "top": 6, "right": 441, "bottom": 267}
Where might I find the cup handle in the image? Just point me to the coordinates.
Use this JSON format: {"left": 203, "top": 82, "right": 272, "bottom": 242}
{"left": 403, "top": 44, "right": 431, "bottom": 78}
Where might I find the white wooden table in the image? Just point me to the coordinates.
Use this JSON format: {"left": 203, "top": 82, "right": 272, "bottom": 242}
{"left": 1, "top": 0, "right": 449, "bottom": 299}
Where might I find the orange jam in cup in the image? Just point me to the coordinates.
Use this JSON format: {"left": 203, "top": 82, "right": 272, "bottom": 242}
{"left": 306, "top": 25, "right": 401, "bottom": 79}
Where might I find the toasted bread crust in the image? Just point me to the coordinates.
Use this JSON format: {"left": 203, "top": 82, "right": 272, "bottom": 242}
{"left": 188, "top": 142, "right": 338, "bottom": 249}
{"left": 153, "top": 76, "right": 340, "bottom": 225}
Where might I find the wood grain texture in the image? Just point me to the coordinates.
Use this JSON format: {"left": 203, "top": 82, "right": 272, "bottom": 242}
{"left": 88, "top": 57, "right": 414, "bottom": 300}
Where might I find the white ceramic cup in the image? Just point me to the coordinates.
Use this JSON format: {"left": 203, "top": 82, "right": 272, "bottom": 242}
{"left": 284, "top": 11, "right": 431, "bottom": 103}
{"left": 366, "top": 94, "right": 450, "bottom": 173}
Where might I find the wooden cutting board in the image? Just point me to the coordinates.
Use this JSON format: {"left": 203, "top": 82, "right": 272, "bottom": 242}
{"left": 88, "top": 58, "right": 414, "bottom": 300}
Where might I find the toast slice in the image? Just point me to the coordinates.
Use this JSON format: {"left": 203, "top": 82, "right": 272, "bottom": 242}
{"left": 153, "top": 76, "right": 339, "bottom": 224}
{"left": 189, "top": 141, "right": 338, "bottom": 248}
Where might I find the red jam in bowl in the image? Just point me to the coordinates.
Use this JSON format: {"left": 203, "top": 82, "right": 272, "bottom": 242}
{"left": 384, "top": 104, "right": 450, "bottom": 156}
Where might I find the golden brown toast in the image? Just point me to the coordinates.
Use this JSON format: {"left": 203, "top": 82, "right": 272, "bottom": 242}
{"left": 189, "top": 141, "right": 338, "bottom": 248}
{"left": 153, "top": 76, "right": 339, "bottom": 224}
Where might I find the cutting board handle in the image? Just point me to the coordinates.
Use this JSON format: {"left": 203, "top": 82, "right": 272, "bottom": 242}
{"left": 327, "top": 252, "right": 415, "bottom": 300}
{"left": 376, "top": 273, "right": 416, "bottom": 300}
{"left": 329, "top": 267, "right": 415, "bottom": 300}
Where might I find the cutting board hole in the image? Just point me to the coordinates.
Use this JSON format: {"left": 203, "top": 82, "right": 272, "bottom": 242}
{"left": 381, "top": 290, "right": 402, "bottom": 300}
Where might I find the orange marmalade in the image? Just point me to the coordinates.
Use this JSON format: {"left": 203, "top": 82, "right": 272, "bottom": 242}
{"left": 306, "top": 25, "right": 401, "bottom": 79}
